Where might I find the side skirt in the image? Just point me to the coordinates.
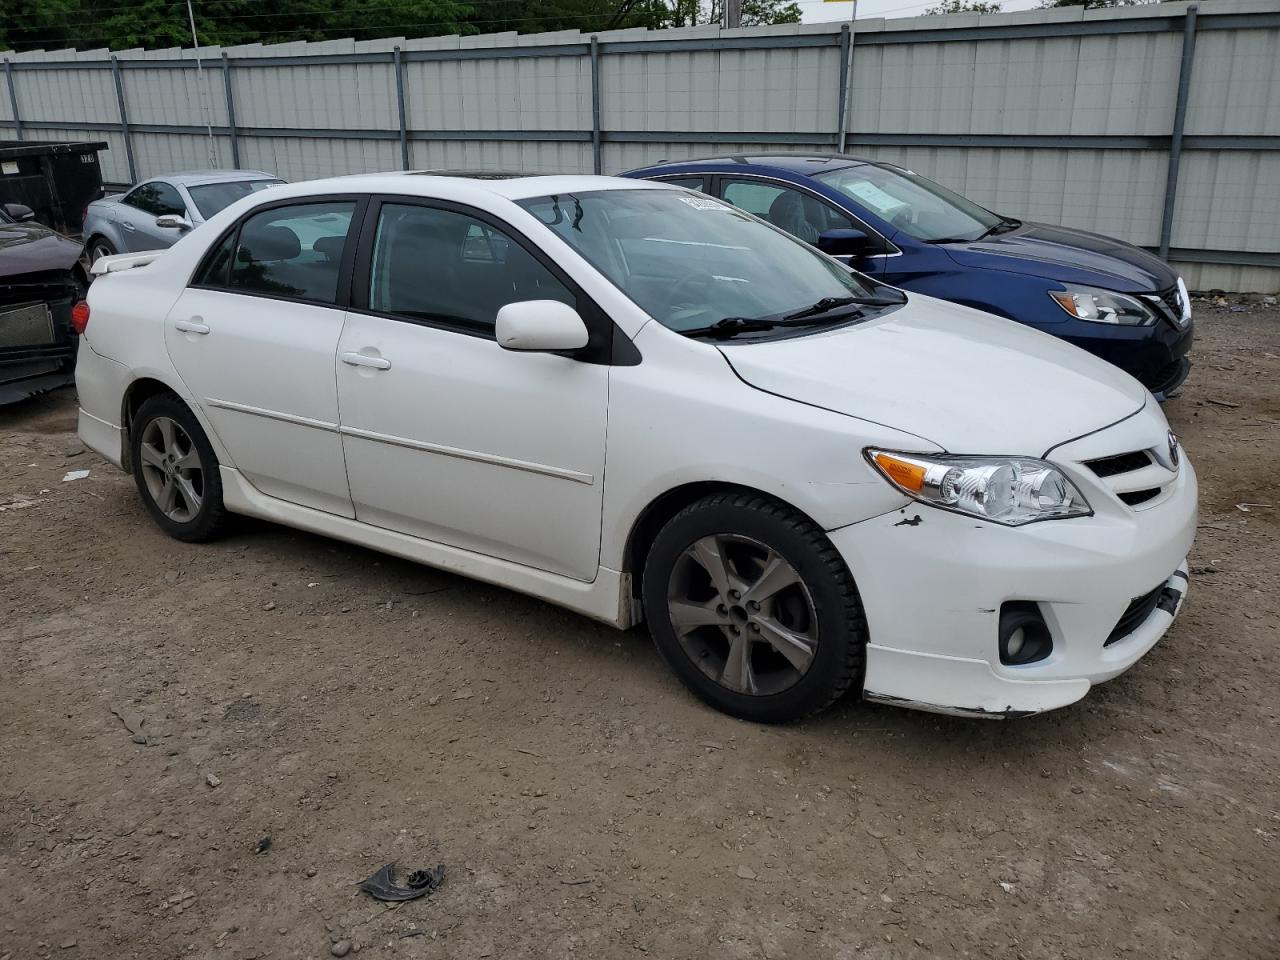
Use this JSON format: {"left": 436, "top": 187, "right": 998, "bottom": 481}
{"left": 219, "top": 466, "right": 634, "bottom": 629}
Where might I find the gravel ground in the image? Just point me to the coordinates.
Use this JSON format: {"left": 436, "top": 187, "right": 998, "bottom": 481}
{"left": 2, "top": 302, "right": 1278, "bottom": 960}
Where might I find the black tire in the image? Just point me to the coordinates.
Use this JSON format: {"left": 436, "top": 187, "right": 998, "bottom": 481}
{"left": 88, "top": 236, "right": 116, "bottom": 265}
{"left": 129, "top": 393, "right": 230, "bottom": 542}
{"left": 642, "top": 492, "right": 867, "bottom": 723}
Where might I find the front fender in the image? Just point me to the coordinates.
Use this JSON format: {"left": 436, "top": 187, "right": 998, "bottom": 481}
{"left": 84, "top": 214, "right": 125, "bottom": 253}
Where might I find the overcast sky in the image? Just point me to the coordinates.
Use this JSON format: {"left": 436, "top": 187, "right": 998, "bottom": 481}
{"left": 799, "top": 0, "right": 1042, "bottom": 23}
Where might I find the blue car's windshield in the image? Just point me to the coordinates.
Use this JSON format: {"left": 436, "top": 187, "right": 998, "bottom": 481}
{"left": 815, "top": 164, "right": 1003, "bottom": 242}
{"left": 517, "top": 188, "right": 887, "bottom": 335}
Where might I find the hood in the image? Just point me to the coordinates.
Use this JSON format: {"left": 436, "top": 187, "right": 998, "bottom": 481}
{"left": 719, "top": 295, "right": 1146, "bottom": 455}
{"left": 940, "top": 221, "right": 1178, "bottom": 293}
{"left": 0, "top": 220, "right": 82, "bottom": 278}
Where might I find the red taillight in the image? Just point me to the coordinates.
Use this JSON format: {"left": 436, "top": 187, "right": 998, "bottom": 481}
{"left": 71, "top": 300, "right": 90, "bottom": 335}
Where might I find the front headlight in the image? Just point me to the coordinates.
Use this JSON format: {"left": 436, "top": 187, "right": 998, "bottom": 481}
{"left": 1049, "top": 284, "right": 1156, "bottom": 326}
{"left": 867, "top": 450, "right": 1092, "bottom": 526}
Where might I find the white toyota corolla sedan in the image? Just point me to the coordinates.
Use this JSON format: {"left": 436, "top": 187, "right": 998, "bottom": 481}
{"left": 74, "top": 174, "right": 1196, "bottom": 722}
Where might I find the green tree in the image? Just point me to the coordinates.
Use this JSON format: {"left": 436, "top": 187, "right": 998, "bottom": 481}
{"left": 925, "top": 0, "right": 1002, "bottom": 13}
{"left": 0, "top": 0, "right": 801, "bottom": 52}
{"left": 1037, "top": 0, "right": 1159, "bottom": 8}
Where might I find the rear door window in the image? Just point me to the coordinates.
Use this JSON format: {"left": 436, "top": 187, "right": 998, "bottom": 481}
{"left": 227, "top": 202, "right": 356, "bottom": 304}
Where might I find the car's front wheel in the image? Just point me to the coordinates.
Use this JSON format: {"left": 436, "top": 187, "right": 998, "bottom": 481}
{"left": 130, "top": 394, "right": 229, "bottom": 542}
{"left": 642, "top": 492, "right": 867, "bottom": 722}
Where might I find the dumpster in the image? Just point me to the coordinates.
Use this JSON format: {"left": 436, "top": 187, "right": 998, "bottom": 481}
{"left": 0, "top": 139, "right": 109, "bottom": 236}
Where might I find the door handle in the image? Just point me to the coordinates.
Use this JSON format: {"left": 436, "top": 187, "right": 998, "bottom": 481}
{"left": 174, "top": 318, "right": 210, "bottom": 335}
{"left": 122, "top": 222, "right": 136, "bottom": 231}
{"left": 341, "top": 351, "right": 391, "bottom": 370}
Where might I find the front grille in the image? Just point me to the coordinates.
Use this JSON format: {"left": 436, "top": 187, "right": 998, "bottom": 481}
{"left": 1086, "top": 451, "right": 1151, "bottom": 477}
{"left": 1140, "top": 358, "right": 1187, "bottom": 394}
{"left": 1155, "top": 287, "right": 1183, "bottom": 319}
{"left": 1105, "top": 584, "right": 1165, "bottom": 646}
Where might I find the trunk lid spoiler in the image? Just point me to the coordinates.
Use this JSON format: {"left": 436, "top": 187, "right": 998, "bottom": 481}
{"left": 91, "top": 251, "right": 162, "bottom": 276}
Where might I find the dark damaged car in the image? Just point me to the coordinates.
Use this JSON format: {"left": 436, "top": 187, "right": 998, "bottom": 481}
{"left": 0, "top": 203, "right": 87, "bottom": 404}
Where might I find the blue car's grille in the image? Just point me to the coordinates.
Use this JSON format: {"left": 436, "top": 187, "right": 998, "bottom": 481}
{"left": 1151, "top": 286, "right": 1189, "bottom": 327}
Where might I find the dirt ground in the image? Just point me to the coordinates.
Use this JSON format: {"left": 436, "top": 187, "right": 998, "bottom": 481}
{"left": 2, "top": 302, "right": 1278, "bottom": 960}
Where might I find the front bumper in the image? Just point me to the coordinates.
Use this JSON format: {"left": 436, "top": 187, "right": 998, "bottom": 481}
{"left": 1061, "top": 315, "right": 1193, "bottom": 398}
{"left": 833, "top": 425, "right": 1197, "bottom": 718}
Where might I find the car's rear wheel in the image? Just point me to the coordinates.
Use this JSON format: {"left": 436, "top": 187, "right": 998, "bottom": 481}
{"left": 642, "top": 492, "right": 867, "bottom": 722}
{"left": 88, "top": 237, "right": 116, "bottom": 264}
{"left": 130, "top": 394, "right": 229, "bottom": 542}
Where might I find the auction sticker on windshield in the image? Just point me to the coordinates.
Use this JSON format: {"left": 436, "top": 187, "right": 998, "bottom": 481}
{"left": 679, "top": 196, "right": 723, "bottom": 211}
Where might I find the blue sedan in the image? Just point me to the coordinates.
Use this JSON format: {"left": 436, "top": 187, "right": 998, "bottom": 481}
{"left": 624, "top": 155, "right": 1192, "bottom": 398}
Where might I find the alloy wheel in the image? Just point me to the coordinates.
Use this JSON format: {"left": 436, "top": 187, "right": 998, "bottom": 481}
{"left": 666, "top": 533, "right": 819, "bottom": 697}
{"left": 138, "top": 416, "right": 204, "bottom": 523}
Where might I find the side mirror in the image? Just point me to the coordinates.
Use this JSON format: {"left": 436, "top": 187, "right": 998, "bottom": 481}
{"left": 3, "top": 202, "right": 35, "bottom": 222}
{"left": 156, "top": 214, "right": 192, "bottom": 230}
{"left": 817, "top": 228, "right": 869, "bottom": 258}
{"left": 495, "top": 300, "right": 589, "bottom": 353}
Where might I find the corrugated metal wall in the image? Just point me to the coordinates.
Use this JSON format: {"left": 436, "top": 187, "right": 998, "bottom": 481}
{"left": 2, "top": 0, "right": 1277, "bottom": 291}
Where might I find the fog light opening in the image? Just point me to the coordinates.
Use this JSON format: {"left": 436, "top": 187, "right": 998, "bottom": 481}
{"left": 999, "top": 602, "right": 1053, "bottom": 666}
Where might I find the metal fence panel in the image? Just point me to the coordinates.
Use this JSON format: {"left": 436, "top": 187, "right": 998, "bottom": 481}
{"left": 848, "top": 144, "right": 1170, "bottom": 246}
{"left": 1173, "top": 151, "right": 1280, "bottom": 251}
{"left": 1183, "top": 26, "right": 1280, "bottom": 135}
{"left": 238, "top": 135, "right": 402, "bottom": 181}
{"left": 405, "top": 52, "right": 590, "bottom": 132}
{"left": 410, "top": 138, "right": 591, "bottom": 173}
{"left": 0, "top": 0, "right": 1277, "bottom": 290}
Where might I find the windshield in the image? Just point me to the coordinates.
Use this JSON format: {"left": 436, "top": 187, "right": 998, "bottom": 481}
{"left": 517, "top": 189, "right": 886, "bottom": 335}
{"left": 187, "top": 179, "right": 283, "bottom": 219}
{"left": 814, "top": 164, "right": 1002, "bottom": 242}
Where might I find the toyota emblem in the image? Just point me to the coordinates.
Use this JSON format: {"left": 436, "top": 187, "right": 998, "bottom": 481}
{"left": 1167, "top": 430, "right": 1180, "bottom": 469}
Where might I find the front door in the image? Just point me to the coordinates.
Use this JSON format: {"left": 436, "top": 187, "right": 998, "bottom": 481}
{"left": 164, "top": 198, "right": 361, "bottom": 517}
{"left": 717, "top": 176, "right": 893, "bottom": 275}
{"left": 118, "top": 180, "right": 188, "bottom": 251}
{"left": 335, "top": 199, "right": 609, "bottom": 581}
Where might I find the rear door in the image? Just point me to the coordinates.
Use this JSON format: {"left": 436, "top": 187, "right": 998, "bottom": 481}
{"left": 335, "top": 197, "right": 610, "bottom": 580}
{"left": 164, "top": 197, "right": 363, "bottom": 517}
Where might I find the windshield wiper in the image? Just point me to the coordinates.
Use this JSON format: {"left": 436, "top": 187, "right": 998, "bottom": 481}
{"left": 976, "top": 217, "right": 1022, "bottom": 240}
{"left": 781, "top": 294, "right": 905, "bottom": 321}
{"left": 685, "top": 295, "right": 905, "bottom": 340}
{"left": 683, "top": 317, "right": 783, "bottom": 340}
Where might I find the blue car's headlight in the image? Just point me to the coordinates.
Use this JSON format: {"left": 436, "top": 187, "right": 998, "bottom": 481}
{"left": 1049, "top": 285, "right": 1157, "bottom": 326}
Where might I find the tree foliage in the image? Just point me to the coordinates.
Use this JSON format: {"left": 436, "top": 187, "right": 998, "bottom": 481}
{"left": 1037, "top": 0, "right": 1160, "bottom": 8}
{"left": 0, "top": 0, "right": 801, "bottom": 52}
{"left": 924, "top": 0, "right": 1002, "bottom": 14}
